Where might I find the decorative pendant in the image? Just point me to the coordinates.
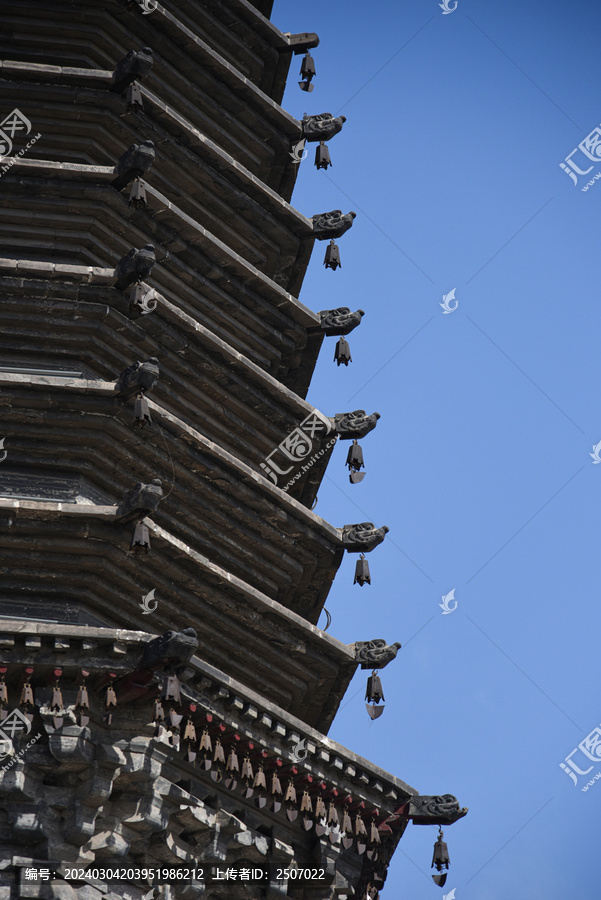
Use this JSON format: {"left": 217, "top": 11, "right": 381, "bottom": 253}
{"left": 75, "top": 670, "right": 90, "bottom": 727}
{"left": 0, "top": 668, "right": 8, "bottom": 707}
{"left": 163, "top": 674, "right": 181, "bottom": 704}
{"left": 355, "top": 813, "right": 368, "bottom": 855}
{"left": 300, "top": 790, "right": 314, "bottom": 830}
{"left": 271, "top": 772, "right": 283, "bottom": 813}
{"left": 51, "top": 669, "right": 64, "bottom": 729}
{"left": 253, "top": 764, "right": 267, "bottom": 807}
{"left": 104, "top": 677, "right": 117, "bottom": 727}
{"left": 285, "top": 780, "right": 298, "bottom": 822}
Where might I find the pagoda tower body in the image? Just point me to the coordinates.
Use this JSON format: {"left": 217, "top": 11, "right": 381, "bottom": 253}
{"left": 0, "top": 2, "right": 466, "bottom": 898}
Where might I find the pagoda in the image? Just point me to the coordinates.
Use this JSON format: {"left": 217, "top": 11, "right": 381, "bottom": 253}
{"left": 0, "top": 1, "right": 466, "bottom": 897}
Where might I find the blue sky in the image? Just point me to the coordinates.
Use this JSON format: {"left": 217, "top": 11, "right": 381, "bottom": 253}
{"left": 277, "top": 0, "right": 600, "bottom": 896}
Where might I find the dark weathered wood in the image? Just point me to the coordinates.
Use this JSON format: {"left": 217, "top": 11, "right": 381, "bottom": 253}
{"left": 0, "top": 1, "right": 464, "bottom": 894}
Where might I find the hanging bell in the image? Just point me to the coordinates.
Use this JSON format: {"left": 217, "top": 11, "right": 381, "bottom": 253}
{"left": 253, "top": 765, "right": 267, "bottom": 791}
{"left": 271, "top": 771, "right": 283, "bottom": 812}
{"left": 315, "top": 793, "right": 327, "bottom": 836}
{"left": 51, "top": 685, "right": 63, "bottom": 711}
{"left": 341, "top": 808, "right": 354, "bottom": 849}
{"left": 369, "top": 820, "right": 381, "bottom": 845}
{"left": 299, "top": 50, "right": 315, "bottom": 91}
{"left": 105, "top": 685, "right": 117, "bottom": 707}
{"left": 355, "top": 813, "right": 368, "bottom": 854}
{"left": 226, "top": 748, "right": 239, "bottom": 771}
{"left": 324, "top": 240, "right": 341, "bottom": 270}
{"left": 241, "top": 755, "right": 254, "bottom": 797}
{"left": 355, "top": 813, "right": 368, "bottom": 837}
{"left": 133, "top": 393, "right": 152, "bottom": 427}
{"left": 327, "top": 802, "right": 341, "bottom": 845}
{"left": 153, "top": 699, "right": 165, "bottom": 723}
{"left": 213, "top": 738, "right": 226, "bottom": 765}
{"left": 365, "top": 672, "right": 384, "bottom": 704}
{"left": 126, "top": 82, "right": 144, "bottom": 110}
{"left": 169, "top": 709, "right": 182, "bottom": 728}
{"left": 76, "top": 685, "right": 89, "bottom": 711}
{"left": 76, "top": 679, "right": 90, "bottom": 727}
{"left": 168, "top": 710, "right": 183, "bottom": 750}
{"left": 130, "top": 520, "right": 150, "bottom": 554}
{"left": 346, "top": 440, "right": 365, "bottom": 484}
{"left": 334, "top": 336, "right": 352, "bottom": 366}
{"left": 104, "top": 680, "right": 117, "bottom": 726}
{"left": 153, "top": 699, "right": 165, "bottom": 736}
{"left": 253, "top": 764, "right": 267, "bottom": 807}
{"left": 51, "top": 672, "right": 64, "bottom": 729}
{"left": 354, "top": 554, "right": 371, "bottom": 586}
{"left": 225, "top": 747, "right": 240, "bottom": 787}
{"left": 285, "top": 780, "right": 298, "bottom": 821}
{"left": 199, "top": 727, "right": 212, "bottom": 753}
{"left": 239, "top": 755, "right": 253, "bottom": 795}
{"left": 128, "top": 178, "right": 147, "bottom": 207}
{"left": 184, "top": 717, "right": 197, "bottom": 762}
{"left": 301, "top": 790, "right": 313, "bottom": 814}
{"left": 365, "top": 671, "right": 385, "bottom": 720}
{"left": 315, "top": 142, "right": 331, "bottom": 170}
{"left": 300, "top": 789, "right": 313, "bottom": 830}
{"left": 367, "top": 818, "right": 381, "bottom": 860}
{"left": 183, "top": 718, "right": 196, "bottom": 744}
{"left": 211, "top": 738, "right": 225, "bottom": 779}
{"left": 163, "top": 673, "right": 181, "bottom": 704}
{"left": 20, "top": 682, "right": 34, "bottom": 708}
{"left": 431, "top": 828, "right": 450, "bottom": 886}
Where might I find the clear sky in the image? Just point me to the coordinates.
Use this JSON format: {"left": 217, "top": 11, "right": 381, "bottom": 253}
{"left": 276, "top": 0, "right": 600, "bottom": 897}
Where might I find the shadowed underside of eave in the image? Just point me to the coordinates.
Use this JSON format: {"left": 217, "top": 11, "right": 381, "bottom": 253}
{"left": 0, "top": 78, "right": 312, "bottom": 296}
{"left": 0, "top": 292, "right": 333, "bottom": 504}
{"left": 0, "top": 619, "right": 416, "bottom": 804}
{"left": 0, "top": 0, "right": 305, "bottom": 198}
{"left": 0, "top": 171, "right": 323, "bottom": 397}
{"left": 0, "top": 385, "right": 344, "bottom": 618}
{"left": 0, "top": 507, "right": 349, "bottom": 732}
